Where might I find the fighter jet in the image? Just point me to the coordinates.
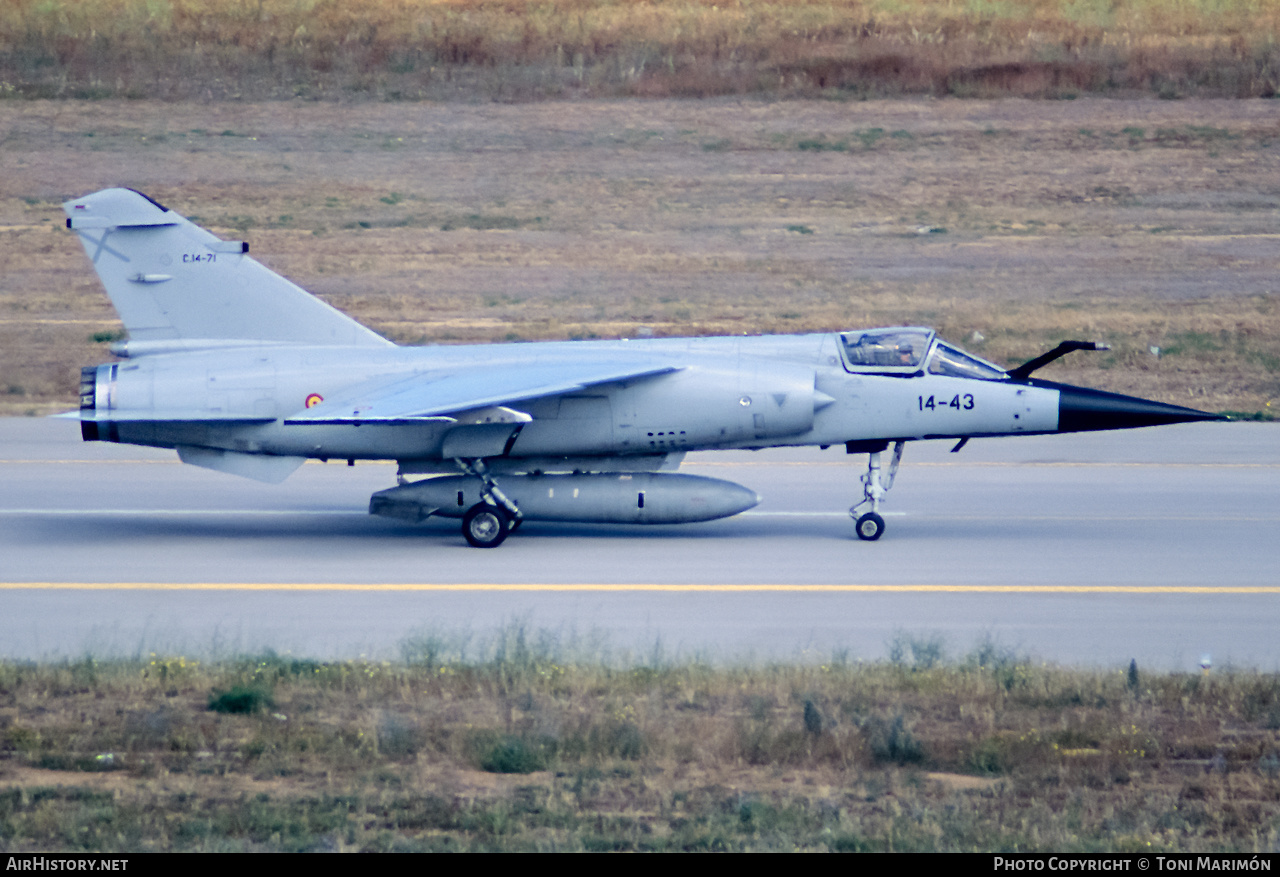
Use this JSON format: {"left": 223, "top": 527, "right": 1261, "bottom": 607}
{"left": 65, "top": 188, "right": 1226, "bottom": 546}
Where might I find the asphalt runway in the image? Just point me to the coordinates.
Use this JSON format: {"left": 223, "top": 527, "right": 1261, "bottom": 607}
{"left": 1, "top": 417, "right": 1276, "bottom": 670}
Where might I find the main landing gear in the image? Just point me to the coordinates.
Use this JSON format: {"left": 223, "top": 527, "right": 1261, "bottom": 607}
{"left": 848, "top": 440, "right": 905, "bottom": 541}
{"left": 456, "top": 458, "right": 523, "bottom": 548}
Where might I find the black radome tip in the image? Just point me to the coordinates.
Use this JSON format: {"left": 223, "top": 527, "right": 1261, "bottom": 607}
{"left": 1040, "top": 381, "right": 1229, "bottom": 433}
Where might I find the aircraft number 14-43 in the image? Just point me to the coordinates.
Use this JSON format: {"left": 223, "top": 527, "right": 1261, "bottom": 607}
{"left": 919, "top": 394, "right": 975, "bottom": 411}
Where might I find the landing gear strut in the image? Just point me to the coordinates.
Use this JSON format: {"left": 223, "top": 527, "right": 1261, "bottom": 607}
{"left": 848, "top": 440, "right": 905, "bottom": 541}
{"left": 456, "top": 458, "right": 523, "bottom": 548}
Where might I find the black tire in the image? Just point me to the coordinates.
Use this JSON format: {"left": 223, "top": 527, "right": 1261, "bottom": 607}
{"left": 855, "top": 512, "right": 885, "bottom": 541}
{"left": 462, "top": 503, "right": 510, "bottom": 548}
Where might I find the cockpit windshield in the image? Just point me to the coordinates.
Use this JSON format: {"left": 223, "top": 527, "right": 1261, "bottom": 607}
{"left": 838, "top": 328, "right": 1008, "bottom": 380}
{"left": 927, "top": 342, "right": 1008, "bottom": 381}
{"left": 840, "top": 328, "right": 933, "bottom": 371}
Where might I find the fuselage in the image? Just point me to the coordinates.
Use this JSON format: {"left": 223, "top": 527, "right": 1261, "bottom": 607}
{"left": 80, "top": 329, "right": 1064, "bottom": 464}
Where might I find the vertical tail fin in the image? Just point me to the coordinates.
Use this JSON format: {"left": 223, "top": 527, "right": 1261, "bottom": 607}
{"left": 64, "top": 188, "right": 391, "bottom": 354}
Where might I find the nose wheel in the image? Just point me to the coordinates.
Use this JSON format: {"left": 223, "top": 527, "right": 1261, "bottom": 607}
{"left": 849, "top": 440, "right": 904, "bottom": 541}
{"left": 854, "top": 511, "right": 885, "bottom": 541}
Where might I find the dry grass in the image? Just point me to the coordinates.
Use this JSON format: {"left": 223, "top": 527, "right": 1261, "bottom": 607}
{"left": 1, "top": 0, "right": 1278, "bottom": 100}
{"left": 3, "top": 634, "right": 1280, "bottom": 851}
{"left": 1, "top": 98, "right": 1278, "bottom": 416}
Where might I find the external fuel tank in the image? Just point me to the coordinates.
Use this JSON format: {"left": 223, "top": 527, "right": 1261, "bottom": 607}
{"left": 369, "top": 472, "right": 760, "bottom": 525}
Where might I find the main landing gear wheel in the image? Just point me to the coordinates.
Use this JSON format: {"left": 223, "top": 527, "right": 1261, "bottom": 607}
{"left": 855, "top": 512, "right": 885, "bottom": 541}
{"left": 462, "top": 503, "right": 511, "bottom": 548}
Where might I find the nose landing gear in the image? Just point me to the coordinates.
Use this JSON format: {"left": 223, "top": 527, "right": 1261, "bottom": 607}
{"left": 848, "top": 440, "right": 905, "bottom": 541}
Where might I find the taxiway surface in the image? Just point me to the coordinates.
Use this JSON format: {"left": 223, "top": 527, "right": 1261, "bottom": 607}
{"left": 1, "top": 417, "right": 1276, "bottom": 669}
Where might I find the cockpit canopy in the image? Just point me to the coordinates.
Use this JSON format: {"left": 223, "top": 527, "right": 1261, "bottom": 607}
{"left": 838, "top": 327, "right": 1007, "bottom": 380}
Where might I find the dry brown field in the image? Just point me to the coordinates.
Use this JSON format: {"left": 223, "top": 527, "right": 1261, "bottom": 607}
{"left": 1, "top": 97, "right": 1277, "bottom": 416}
{"left": 2, "top": 0, "right": 1278, "bottom": 100}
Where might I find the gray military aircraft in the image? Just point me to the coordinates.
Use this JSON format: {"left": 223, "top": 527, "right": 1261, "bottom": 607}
{"left": 65, "top": 188, "right": 1225, "bottom": 546}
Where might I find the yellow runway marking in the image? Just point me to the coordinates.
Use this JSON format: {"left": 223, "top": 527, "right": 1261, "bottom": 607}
{"left": 2, "top": 583, "right": 1278, "bottom": 594}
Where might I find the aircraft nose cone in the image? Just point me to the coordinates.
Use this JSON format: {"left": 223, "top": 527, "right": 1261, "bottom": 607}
{"left": 1051, "top": 382, "right": 1229, "bottom": 433}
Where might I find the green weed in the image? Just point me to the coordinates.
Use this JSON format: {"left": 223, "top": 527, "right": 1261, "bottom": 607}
{"left": 208, "top": 685, "right": 274, "bottom": 714}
